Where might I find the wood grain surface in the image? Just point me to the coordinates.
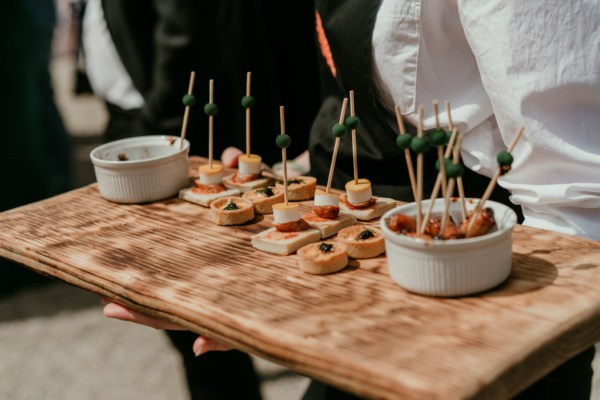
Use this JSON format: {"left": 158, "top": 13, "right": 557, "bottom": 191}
{"left": 1, "top": 157, "right": 600, "bottom": 399}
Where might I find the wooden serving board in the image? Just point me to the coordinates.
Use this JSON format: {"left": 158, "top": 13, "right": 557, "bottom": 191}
{"left": 1, "top": 157, "right": 600, "bottom": 400}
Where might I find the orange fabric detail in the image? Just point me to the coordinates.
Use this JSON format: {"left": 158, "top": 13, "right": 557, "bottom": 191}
{"left": 315, "top": 11, "right": 337, "bottom": 78}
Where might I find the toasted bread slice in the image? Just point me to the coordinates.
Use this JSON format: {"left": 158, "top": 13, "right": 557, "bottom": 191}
{"left": 223, "top": 174, "right": 272, "bottom": 193}
{"left": 210, "top": 197, "right": 254, "bottom": 225}
{"left": 275, "top": 176, "right": 317, "bottom": 201}
{"left": 179, "top": 186, "right": 241, "bottom": 207}
{"left": 336, "top": 225, "right": 385, "bottom": 259}
{"left": 251, "top": 227, "right": 321, "bottom": 255}
{"left": 339, "top": 196, "right": 397, "bottom": 221}
{"left": 297, "top": 242, "right": 348, "bottom": 275}
{"left": 302, "top": 212, "right": 356, "bottom": 238}
{"left": 242, "top": 187, "right": 284, "bottom": 214}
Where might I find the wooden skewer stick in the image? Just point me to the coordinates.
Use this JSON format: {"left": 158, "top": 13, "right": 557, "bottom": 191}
{"left": 395, "top": 106, "right": 417, "bottom": 202}
{"left": 433, "top": 100, "right": 448, "bottom": 198}
{"left": 280, "top": 106, "right": 289, "bottom": 205}
{"left": 446, "top": 101, "right": 467, "bottom": 220}
{"left": 445, "top": 101, "right": 454, "bottom": 130}
{"left": 349, "top": 90, "right": 359, "bottom": 184}
{"left": 433, "top": 99, "right": 441, "bottom": 128}
{"left": 440, "top": 134, "right": 464, "bottom": 235}
{"left": 326, "top": 98, "right": 348, "bottom": 193}
{"left": 416, "top": 105, "right": 425, "bottom": 234}
{"left": 246, "top": 72, "right": 252, "bottom": 156}
{"left": 466, "top": 126, "right": 524, "bottom": 236}
{"left": 456, "top": 156, "right": 467, "bottom": 221}
{"left": 180, "top": 71, "right": 196, "bottom": 149}
{"left": 419, "top": 127, "right": 458, "bottom": 233}
{"left": 208, "top": 79, "right": 214, "bottom": 169}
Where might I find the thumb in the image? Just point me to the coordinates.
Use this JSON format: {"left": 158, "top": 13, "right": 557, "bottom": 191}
{"left": 221, "top": 147, "right": 243, "bottom": 168}
{"left": 192, "top": 336, "right": 232, "bottom": 356}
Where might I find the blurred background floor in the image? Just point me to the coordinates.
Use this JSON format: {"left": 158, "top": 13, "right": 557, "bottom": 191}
{"left": 0, "top": 280, "right": 310, "bottom": 400}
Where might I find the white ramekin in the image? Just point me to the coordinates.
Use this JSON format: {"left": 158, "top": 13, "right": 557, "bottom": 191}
{"left": 380, "top": 199, "right": 517, "bottom": 297}
{"left": 90, "top": 136, "right": 190, "bottom": 204}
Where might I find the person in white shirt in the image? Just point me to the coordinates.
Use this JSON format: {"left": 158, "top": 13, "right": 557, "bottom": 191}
{"left": 309, "top": 0, "right": 600, "bottom": 242}
{"left": 103, "top": 1, "right": 600, "bottom": 398}
{"left": 305, "top": 3, "right": 599, "bottom": 396}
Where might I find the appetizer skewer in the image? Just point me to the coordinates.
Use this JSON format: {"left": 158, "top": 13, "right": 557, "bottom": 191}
{"left": 419, "top": 127, "right": 458, "bottom": 233}
{"left": 198, "top": 79, "right": 222, "bottom": 184}
{"left": 223, "top": 72, "right": 271, "bottom": 192}
{"left": 326, "top": 98, "right": 349, "bottom": 195}
{"left": 245, "top": 71, "right": 253, "bottom": 157}
{"left": 178, "top": 79, "right": 241, "bottom": 207}
{"left": 411, "top": 106, "right": 428, "bottom": 233}
{"left": 394, "top": 106, "right": 417, "bottom": 202}
{"left": 465, "top": 126, "right": 524, "bottom": 237}
{"left": 280, "top": 107, "right": 290, "bottom": 206}
{"left": 304, "top": 98, "right": 356, "bottom": 237}
{"left": 348, "top": 90, "right": 360, "bottom": 184}
{"left": 431, "top": 100, "right": 448, "bottom": 198}
{"left": 339, "top": 91, "right": 396, "bottom": 221}
{"left": 250, "top": 106, "right": 321, "bottom": 255}
{"left": 387, "top": 126, "right": 524, "bottom": 241}
{"left": 439, "top": 133, "right": 464, "bottom": 236}
{"left": 179, "top": 71, "right": 196, "bottom": 149}
{"left": 273, "top": 105, "right": 318, "bottom": 201}
{"left": 446, "top": 101, "right": 467, "bottom": 220}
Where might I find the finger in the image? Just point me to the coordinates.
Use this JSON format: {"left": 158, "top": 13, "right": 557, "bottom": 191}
{"left": 293, "top": 150, "right": 310, "bottom": 171}
{"left": 192, "top": 336, "right": 232, "bottom": 356}
{"left": 103, "top": 303, "right": 184, "bottom": 331}
{"left": 221, "top": 147, "right": 242, "bottom": 168}
{"left": 100, "top": 297, "right": 111, "bottom": 305}
{"left": 260, "top": 162, "right": 271, "bottom": 172}
{"left": 286, "top": 168, "right": 302, "bottom": 178}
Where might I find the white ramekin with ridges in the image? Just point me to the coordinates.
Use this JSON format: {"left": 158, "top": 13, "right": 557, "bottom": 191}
{"left": 90, "top": 136, "right": 190, "bottom": 204}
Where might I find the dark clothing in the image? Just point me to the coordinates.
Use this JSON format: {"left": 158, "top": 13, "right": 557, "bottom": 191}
{"left": 514, "top": 346, "right": 595, "bottom": 400}
{"left": 166, "top": 331, "right": 262, "bottom": 400}
{"left": 100, "top": 0, "right": 321, "bottom": 165}
{"left": 0, "top": 0, "right": 72, "bottom": 211}
{"left": 0, "top": 0, "right": 73, "bottom": 294}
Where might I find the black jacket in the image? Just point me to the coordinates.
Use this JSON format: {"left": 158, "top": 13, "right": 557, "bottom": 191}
{"left": 101, "top": 0, "right": 321, "bottom": 164}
